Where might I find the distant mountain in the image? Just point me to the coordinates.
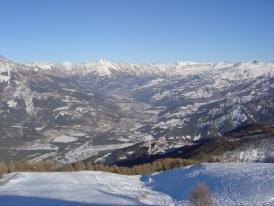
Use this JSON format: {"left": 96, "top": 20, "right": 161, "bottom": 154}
{"left": 28, "top": 59, "right": 274, "bottom": 79}
{"left": 0, "top": 55, "right": 273, "bottom": 163}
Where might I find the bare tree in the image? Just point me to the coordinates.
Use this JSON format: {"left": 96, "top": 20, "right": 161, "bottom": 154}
{"left": 0, "top": 162, "right": 8, "bottom": 176}
{"left": 189, "top": 182, "right": 213, "bottom": 206}
{"left": 73, "top": 161, "right": 86, "bottom": 171}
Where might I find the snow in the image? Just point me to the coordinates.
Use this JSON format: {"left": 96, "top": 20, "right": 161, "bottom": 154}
{"left": 64, "top": 142, "right": 134, "bottom": 162}
{"left": 183, "top": 88, "right": 212, "bottom": 99}
{"left": 0, "top": 55, "right": 270, "bottom": 82}
{"left": 142, "top": 135, "right": 154, "bottom": 141}
{"left": 1, "top": 163, "right": 274, "bottom": 206}
{"left": 152, "top": 91, "right": 170, "bottom": 101}
{"left": 53, "top": 106, "right": 70, "bottom": 112}
{"left": 27, "top": 59, "right": 274, "bottom": 80}
{"left": 138, "top": 78, "right": 165, "bottom": 89}
{"left": 69, "top": 132, "right": 88, "bottom": 137}
{"left": 0, "top": 74, "right": 10, "bottom": 82}
{"left": 27, "top": 61, "right": 63, "bottom": 71}
{"left": 152, "top": 118, "right": 182, "bottom": 130}
{"left": 52, "top": 135, "right": 78, "bottom": 143}
{"left": 13, "top": 83, "right": 36, "bottom": 116}
{"left": 17, "top": 143, "right": 58, "bottom": 151}
{"left": 0, "top": 172, "right": 147, "bottom": 206}
{"left": 193, "top": 134, "right": 201, "bottom": 141}
{"left": 94, "top": 153, "right": 112, "bottom": 163}
{"left": 175, "top": 61, "right": 201, "bottom": 67}
{"left": 231, "top": 105, "right": 248, "bottom": 127}
{"left": 62, "top": 61, "right": 73, "bottom": 71}
{"left": 147, "top": 163, "right": 274, "bottom": 206}
{"left": 222, "top": 143, "right": 274, "bottom": 162}
{"left": 7, "top": 100, "right": 17, "bottom": 108}
{"left": 28, "top": 152, "right": 57, "bottom": 162}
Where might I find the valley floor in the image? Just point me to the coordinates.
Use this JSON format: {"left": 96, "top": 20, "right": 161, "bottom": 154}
{"left": 0, "top": 163, "right": 274, "bottom": 206}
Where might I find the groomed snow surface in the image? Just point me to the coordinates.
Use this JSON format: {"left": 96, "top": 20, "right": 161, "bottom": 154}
{"left": 0, "top": 163, "right": 274, "bottom": 206}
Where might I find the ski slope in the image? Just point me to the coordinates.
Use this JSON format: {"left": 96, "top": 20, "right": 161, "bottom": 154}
{"left": 0, "top": 163, "right": 274, "bottom": 206}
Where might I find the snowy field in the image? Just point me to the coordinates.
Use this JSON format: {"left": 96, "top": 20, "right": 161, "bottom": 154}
{"left": 0, "top": 163, "right": 274, "bottom": 206}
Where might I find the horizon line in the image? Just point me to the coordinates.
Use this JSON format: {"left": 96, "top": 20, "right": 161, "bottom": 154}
{"left": 1, "top": 54, "right": 273, "bottom": 65}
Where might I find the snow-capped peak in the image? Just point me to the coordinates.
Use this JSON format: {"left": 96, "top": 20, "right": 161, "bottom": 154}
{"left": 62, "top": 61, "right": 74, "bottom": 71}
{"left": 1, "top": 57, "right": 273, "bottom": 80}
{"left": 27, "top": 61, "right": 59, "bottom": 70}
{"left": 175, "top": 61, "right": 203, "bottom": 67}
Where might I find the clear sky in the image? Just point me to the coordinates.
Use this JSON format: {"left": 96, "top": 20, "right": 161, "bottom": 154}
{"left": 0, "top": 0, "right": 274, "bottom": 63}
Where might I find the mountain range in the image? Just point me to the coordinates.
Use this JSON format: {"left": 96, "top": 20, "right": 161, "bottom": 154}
{"left": 0, "top": 55, "right": 273, "bottom": 163}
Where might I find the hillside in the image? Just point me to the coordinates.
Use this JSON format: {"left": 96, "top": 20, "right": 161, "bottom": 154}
{"left": 1, "top": 163, "right": 274, "bottom": 206}
{"left": 103, "top": 123, "right": 274, "bottom": 166}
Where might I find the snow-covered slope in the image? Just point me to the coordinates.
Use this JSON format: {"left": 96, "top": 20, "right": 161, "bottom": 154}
{"left": 0, "top": 163, "right": 274, "bottom": 206}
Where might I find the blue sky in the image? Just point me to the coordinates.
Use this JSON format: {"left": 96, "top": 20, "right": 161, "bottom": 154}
{"left": 0, "top": 0, "right": 274, "bottom": 63}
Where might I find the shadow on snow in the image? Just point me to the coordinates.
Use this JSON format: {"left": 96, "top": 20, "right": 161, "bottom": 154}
{"left": 0, "top": 195, "right": 128, "bottom": 206}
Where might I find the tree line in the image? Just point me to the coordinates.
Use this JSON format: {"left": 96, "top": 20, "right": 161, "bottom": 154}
{"left": 0, "top": 158, "right": 198, "bottom": 176}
